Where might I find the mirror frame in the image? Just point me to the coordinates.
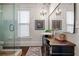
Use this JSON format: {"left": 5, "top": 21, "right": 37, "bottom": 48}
{"left": 48, "top": 3, "right": 76, "bottom": 34}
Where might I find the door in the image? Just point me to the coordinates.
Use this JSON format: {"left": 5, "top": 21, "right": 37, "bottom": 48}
{"left": 0, "top": 4, "right": 16, "bottom": 49}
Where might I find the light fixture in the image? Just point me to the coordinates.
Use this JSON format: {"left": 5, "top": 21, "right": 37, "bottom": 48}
{"left": 40, "top": 3, "right": 47, "bottom": 16}
{"left": 56, "top": 8, "right": 61, "bottom": 15}
{"left": 40, "top": 8, "right": 47, "bottom": 16}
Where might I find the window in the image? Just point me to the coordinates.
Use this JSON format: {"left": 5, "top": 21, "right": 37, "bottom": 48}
{"left": 18, "top": 11, "right": 30, "bottom": 38}
{"left": 66, "top": 11, "right": 74, "bottom": 33}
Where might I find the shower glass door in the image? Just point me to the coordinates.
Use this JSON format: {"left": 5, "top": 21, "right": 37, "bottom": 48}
{"left": 0, "top": 4, "right": 16, "bottom": 52}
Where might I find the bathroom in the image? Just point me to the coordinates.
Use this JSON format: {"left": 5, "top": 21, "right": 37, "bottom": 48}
{"left": 0, "top": 3, "right": 79, "bottom": 56}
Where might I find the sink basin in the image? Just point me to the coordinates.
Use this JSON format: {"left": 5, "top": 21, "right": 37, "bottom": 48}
{"left": 0, "top": 49, "right": 22, "bottom": 56}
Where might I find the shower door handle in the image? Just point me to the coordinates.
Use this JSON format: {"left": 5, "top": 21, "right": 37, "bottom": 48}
{"left": 9, "top": 24, "right": 15, "bottom": 31}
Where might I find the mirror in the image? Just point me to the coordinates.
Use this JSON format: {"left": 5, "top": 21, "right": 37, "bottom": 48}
{"left": 49, "top": 3, "right": 75, "bottom": 33}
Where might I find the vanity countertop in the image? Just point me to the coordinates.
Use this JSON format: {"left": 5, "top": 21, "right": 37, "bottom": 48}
{"left": 48, "top": 38, "right": 76, "bottom": 46}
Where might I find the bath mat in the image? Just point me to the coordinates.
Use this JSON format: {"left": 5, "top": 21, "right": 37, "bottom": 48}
{"left": 26, "top": 47, "right": 42, "bottom": 56}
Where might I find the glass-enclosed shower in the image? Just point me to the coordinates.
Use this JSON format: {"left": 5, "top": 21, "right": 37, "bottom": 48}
{"left": 0, "top": 4, "right": 21, "bottom": 56}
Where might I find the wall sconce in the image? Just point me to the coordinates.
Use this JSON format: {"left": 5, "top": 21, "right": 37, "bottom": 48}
{"left": 56, "top": 8, "right": 61, "bottom": 15}
{"left": 40, "top": 8, "right": 47, "bottom": 16}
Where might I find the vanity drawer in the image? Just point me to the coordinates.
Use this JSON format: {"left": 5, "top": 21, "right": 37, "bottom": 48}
{"left": 52, "top": 46, "right": 74, "bottom": 53}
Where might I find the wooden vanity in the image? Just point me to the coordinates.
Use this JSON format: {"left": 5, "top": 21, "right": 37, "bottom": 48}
{"left": 48, "top": 38, "right": 75, "bottom": 46}
{"left": 42, "top": 35, "right": 76, "bottom": 56}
